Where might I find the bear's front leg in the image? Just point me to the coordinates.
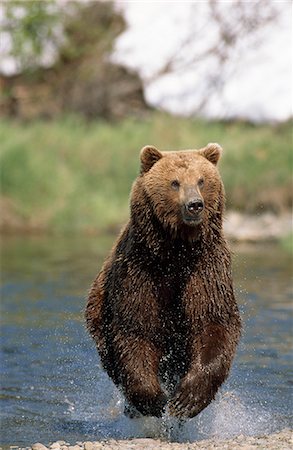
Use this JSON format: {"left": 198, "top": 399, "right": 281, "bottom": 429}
{"left": 169, "top": 323, "right": 239, "bottom": 418}
{"left": 113, "top": 333, "right": 167, "bottom": 417}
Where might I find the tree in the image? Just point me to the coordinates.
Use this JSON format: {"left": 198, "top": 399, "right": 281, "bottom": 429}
{"left": 1, "top": 0, "right": 61, "bottom": 73}
{"left": 1, "top": 0, "right": 124, "bottom": 74}
{"left": 0, "top": 1, "right": 147, "bottom": 120}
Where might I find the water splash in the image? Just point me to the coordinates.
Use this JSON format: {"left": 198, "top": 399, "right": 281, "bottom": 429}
{"left": 130, "top": 388, "right": 279, "bottom": 442}
{"left": 194, "top": 390, "right": 278, "bottom": 440}
{"left": 61, "top": 382, "right": 282, "bottom": 443}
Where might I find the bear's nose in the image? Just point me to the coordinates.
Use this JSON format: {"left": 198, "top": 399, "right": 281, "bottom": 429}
{"left": 187, "top": 199, "right": 204, "bottom": 215}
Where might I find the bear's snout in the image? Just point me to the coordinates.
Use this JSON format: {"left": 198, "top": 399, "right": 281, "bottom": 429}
{"left": 187, "top": 199, "right": 204, "bottom": 214}
{"left": 182, "top": 198, "right": 205, "bottom": 225}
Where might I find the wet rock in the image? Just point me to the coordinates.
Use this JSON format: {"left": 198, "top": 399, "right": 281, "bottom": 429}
{"left": 91, "top": 442, "right": 104, "bottom": 449}
{"left": 126, "top": 438, "right": 162, "bottom": 448}
{"left": 50, "top": 444, "right": 60, "bottom": 450}
{"left": 32, "top": 444, "right": 49, "bottom": 450}
{"left": 103, "top": 440, "right": 120, "bottom": 449}
{"left": 84, "top": 443, "right": 94, "bottom": 450}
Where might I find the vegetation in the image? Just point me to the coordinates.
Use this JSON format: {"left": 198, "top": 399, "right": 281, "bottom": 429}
{"left": 2, "top": 1, "right": 123, "bottom": 72}
{"left": 2, "top": 0, "right": 60, "bottom": 72}
{"left": 1, "top": 2, "right": 138, "bottom": 121}
{"left": 280, "top": 233, "right": 293, "bottom": 254}
{"left": 0, "top": 114, "right": 292, "bottom": 233}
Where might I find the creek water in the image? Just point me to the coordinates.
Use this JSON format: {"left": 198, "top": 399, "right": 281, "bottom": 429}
{"left": 1, "top": 235, "right": 292, "bottom": 446}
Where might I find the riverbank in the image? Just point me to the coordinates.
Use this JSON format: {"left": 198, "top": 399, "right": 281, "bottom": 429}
{"left": 224, "top": 211, "right": 292, "bottom": 242}
{"left": 1, "top": 210, "right": 291, "bottom": 247}
{"left": 0, "top": 115, "right": 292, "bottom": 234}
{"left": 14, "top": 429, "right": 293, "bottom": 450}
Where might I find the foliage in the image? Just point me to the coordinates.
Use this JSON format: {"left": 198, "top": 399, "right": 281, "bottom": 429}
{"left": 60, "top": 1, "right": 125, "bottom": 62}
{"left": 1, "top": 1, "right": 136, "bottom": 120}
{"left": 1, "top": 0, "right": 124, "bottom": 73}
{"left": 0, "top": 114, "right": 292, "bottom": 233}
{"left": 2, "top": 0, "right": 60, "bottom": 72}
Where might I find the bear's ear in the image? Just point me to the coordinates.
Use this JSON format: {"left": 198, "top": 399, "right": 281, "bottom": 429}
{"left": 140, "top": 145, "right": 163, "bottom": 173}
{"left": 199, "top": 143, "right": 223, "bottom": 166}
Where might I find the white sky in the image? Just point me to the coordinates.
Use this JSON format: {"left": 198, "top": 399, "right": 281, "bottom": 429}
{"left": 113, "top": 1, "right": 292, "bottom": 122}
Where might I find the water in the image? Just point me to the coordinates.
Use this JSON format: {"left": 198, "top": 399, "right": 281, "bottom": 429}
{"left": 1, "top": 235, "right": 292, "bottom": 446}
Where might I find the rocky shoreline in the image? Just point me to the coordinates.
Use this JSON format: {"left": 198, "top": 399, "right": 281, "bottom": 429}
{"left": 224, "top": 211, "right": 292, "bottom": 242}
{"left": 1, "top": 209, "right": 292, "bottom": 242}
{"left": 5, "top": 429, "right": 291, "bottom": 450}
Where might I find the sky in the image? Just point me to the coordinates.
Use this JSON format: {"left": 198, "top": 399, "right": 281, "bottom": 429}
{"left": 113, "top": 1, "right": 292, "bottom": 122}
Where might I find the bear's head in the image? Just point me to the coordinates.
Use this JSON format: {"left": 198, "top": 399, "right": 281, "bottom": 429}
{"left": 132, "top": 144, "right": 225, "bottom": 240}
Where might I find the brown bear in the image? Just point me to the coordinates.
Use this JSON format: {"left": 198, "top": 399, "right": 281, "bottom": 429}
{"left": 86, "top": 143, "right": 241, "bottom": 419}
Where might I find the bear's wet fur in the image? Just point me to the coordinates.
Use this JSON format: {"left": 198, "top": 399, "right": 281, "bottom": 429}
{"left": 86, "top": 144, "right": 241, "bottom": 418}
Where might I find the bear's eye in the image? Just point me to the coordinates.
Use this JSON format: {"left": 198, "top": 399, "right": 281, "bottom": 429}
{"left": 171, "top": 180, "right": 180, "bottom": 190}
{"left": 198, "top": 177, "right": 204, "bottom": 189}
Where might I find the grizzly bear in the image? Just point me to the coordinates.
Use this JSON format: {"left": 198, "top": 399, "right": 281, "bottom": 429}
{"left": 86, "top": 143, "right": 241, "bottom": 419}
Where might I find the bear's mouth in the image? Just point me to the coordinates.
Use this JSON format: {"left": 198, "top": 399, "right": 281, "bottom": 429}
{"left": 182, "top": 215, "right": 203, "bottom": 226}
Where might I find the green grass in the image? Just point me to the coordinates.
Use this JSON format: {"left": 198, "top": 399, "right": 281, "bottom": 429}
{"left": 0, "top": 113, "right": 292, "bottom": 233}
{"left": 280, "top": 233, "right": 293, "bottom": 255}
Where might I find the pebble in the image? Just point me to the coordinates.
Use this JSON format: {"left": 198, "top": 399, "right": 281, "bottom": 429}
{"left": 83, "top": 444, "right": 94, "bottom": 450}
{"left": 10, "top": 430, "right": 293, "bottom": 450}
{"left": 91, "top": 443, "right": 104, "bottom": 449}
{"left": 32, "top": 445, "right": 49, "bottom": 450}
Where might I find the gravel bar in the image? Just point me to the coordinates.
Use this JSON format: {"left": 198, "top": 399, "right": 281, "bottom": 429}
{"left": 5, "top": 429, "right": 292, "bottom": 450}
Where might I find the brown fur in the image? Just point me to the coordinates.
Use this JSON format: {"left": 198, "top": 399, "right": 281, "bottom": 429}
{"left": 85, "top": 143, "right": 241, "bottom": 418}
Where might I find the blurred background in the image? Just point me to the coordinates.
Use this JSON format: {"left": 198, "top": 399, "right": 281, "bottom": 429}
{"left": 0, "top": 0, "right": 292, "bottom": 237}
{"left": 1, "top": 2, "right": 293, "bottom": 447}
